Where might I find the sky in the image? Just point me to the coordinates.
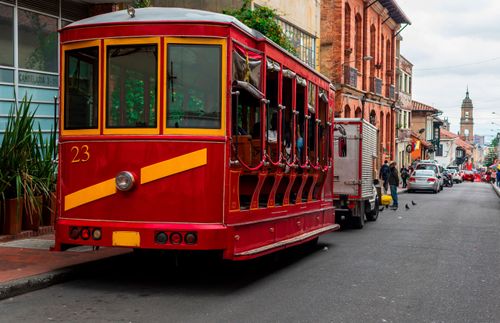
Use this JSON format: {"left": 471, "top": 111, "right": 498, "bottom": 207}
{"left": 397, "top": 0, "right": 500, "bottom": 143}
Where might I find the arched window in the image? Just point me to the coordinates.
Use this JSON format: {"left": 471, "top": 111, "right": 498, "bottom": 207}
{"left": 386, "top": 39, "right": 392, "bottom": 81}
{"left": 380, "top": 35, "right": 385, "bottom": 77}
{"left": 379, "top": 111, "right": 384, "bottom": 143}
{"left": 344, "top": 105, "right": 351, "bottom": 118}
{"left": 344, "top": 3, "right": 351, "bottom": 65}
{"left": 386, "top": 112, "right": 391, "bottom": 147}
{"left": 370, "top": 25, "right": 376, "bottom": 74}
{"left": 355, "top": 107, "right": 362, "bottom": 118}
{"left": 354, "top": 14, "right": 362, "bottom": 71}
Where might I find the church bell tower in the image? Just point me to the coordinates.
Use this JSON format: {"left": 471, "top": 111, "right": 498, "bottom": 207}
{"left": 459, "top": 88, "right": 474, "bottom": 142}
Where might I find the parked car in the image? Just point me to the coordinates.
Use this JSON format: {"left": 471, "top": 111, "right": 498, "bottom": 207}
{"left": 446, "top": 168, "right": 462, "bottom": 183}
{"left": 462, "top": 170, "right": 474, "bottom": 182}
{"left": 415, "top": 162, "right": 444, "bottom": 190}
{"left": 408, "top": 169, "right": 441, "bottom": 193}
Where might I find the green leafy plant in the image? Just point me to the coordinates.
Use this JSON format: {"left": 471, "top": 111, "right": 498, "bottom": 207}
{"left": 224, "top": 0, "right": 297, "bottom": 55}
{"left": 0, "top": 96, "right": 55, "bottom": 225}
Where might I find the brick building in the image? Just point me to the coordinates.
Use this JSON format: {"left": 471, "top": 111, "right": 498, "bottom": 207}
{"left": 320, "top": 0, "right": 410, "bottom": 166}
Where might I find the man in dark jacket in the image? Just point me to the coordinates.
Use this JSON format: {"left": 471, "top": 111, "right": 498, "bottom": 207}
{"left": 379, "top": 160, "right": 390, "bottom": 193}
{"left": 388, "top": 161, "right": 400, "bottom": 209}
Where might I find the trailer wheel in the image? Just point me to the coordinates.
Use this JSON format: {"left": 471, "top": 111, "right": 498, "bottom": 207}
{"left": 366, "top": 198, "right": 379, "bottom": 222}
{"left": 351, "top": 204, "right": 365, "bottom": 229}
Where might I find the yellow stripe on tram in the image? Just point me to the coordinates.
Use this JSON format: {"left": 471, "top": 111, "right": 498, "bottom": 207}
{"left": 64, "top": 178, "right": 116, "bottom": 211}
{"left": 140, "top": 148, "right": 208, "bottom": 184}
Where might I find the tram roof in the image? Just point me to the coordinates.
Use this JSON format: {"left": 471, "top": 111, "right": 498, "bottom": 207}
{"left": 66, "top": 7, "right": 264, "bottom": 39}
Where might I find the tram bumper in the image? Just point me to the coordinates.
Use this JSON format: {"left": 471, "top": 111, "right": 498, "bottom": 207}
{"left": 54, "top": 219, "right": 229, "bottom": 252}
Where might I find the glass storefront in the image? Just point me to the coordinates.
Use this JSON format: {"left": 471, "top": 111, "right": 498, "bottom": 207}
{"left": 0, "top": 0, "right": 91, "bottom": 142}
{"left": 0, "top": 3, "right": 14, "bottom": 67}
{"left": 18, "top": 8, "right": 58, "bottom": 72}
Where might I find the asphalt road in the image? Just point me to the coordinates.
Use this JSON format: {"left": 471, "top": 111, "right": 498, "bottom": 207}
{"left": 1, "top": 182, "right": 499, "bottom": 323}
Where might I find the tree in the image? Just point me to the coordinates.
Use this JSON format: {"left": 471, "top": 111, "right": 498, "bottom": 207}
{"left": 484, "top": 133, "right": 499, "bottom": 167}
{"left": 224, "top": 1, "right": 297, "bottom": 55}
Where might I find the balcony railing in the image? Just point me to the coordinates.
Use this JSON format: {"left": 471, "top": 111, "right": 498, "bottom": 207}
{"left": 343, "top": 65, "right": 358, "bottom": 88}
{"left": 370, "top": 77, "right": 382, "bottom": 95}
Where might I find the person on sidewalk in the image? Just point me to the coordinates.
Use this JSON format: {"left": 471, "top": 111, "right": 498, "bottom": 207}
{"left": 400, "top": 166, "right": 409, "bottom": 188}
{"left": 496, "top": 165, "right": 500, "bottom": 187}
{"left": 388, "top": 161, "right": 400, "bottom": 210}
{"left": 379, "top": 160, "right": 390, "bottom": 194}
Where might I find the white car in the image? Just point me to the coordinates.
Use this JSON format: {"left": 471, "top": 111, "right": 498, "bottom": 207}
{"left": 446, "top": 168, "right": 462, "bottom": 183}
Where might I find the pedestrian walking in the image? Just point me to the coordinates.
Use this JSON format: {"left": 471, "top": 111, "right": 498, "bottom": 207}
{"left": 388, "top": 161, "right": 400, "bottom": 209}
{"left": 379, "top": 160, "right": 390, "bottom": 193}
{"left": 400, "top": 166, "right": 409, "bottom": 188}
{"left": 496, "top": 166, "right": 500, "bottom": 187}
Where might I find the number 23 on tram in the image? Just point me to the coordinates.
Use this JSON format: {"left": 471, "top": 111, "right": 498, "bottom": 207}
{"left": 54, "top": 7, "right": 339, "bottom": 260}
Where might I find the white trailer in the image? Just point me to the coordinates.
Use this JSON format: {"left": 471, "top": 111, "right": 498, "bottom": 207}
{"left": 333, "top": 118, "right": 379, "bottom": 229}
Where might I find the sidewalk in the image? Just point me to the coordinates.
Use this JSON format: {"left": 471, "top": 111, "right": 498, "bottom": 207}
{"left": 0, "top": 233, "right": 130, "bottom": 300}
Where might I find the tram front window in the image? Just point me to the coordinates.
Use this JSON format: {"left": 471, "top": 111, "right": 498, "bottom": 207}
{"left": 64, "top": 46, "right": 98, "bottom": 129}
{"left": 167, "top": 44, "right": 221, "bottom": 129}
{"left": 106, "top": 44, "right": 157, "bottom": 128}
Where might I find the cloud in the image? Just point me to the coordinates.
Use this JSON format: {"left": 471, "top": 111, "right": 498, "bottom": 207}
{"left": 397, "top": 0, "right": 500, "bottom": 140}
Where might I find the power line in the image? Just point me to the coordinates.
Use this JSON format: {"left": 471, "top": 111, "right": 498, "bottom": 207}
{"left": 414, "top": 56, "right": 500, "bottom": 72}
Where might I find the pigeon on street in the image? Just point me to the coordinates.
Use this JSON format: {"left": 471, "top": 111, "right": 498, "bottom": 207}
{"left": 405, "top": 204, "right": 410, "bottom": 210}
{"left": 411, "top": 200, "right": 417, "bottom": 206}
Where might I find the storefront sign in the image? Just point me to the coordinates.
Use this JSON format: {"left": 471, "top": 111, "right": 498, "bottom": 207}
{"left": 19, "top": 71, "right": 58, "bottom": 87}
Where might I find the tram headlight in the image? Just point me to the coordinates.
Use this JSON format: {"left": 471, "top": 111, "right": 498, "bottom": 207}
{"left": 115, "top": 171, "right": 135, "bottom": 192}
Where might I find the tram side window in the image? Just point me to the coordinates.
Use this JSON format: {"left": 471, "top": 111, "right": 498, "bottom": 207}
{"left": 167, "top": 44, "right": 221, "bottom": 129}
{"left": 64, "top": 46, "right": 98, "bottom": 129}
{"left": 296, "top": 84, "right": 306, "bottom": 163}
{"left": 106, "top": 44, "right": 157, "bottom": 128}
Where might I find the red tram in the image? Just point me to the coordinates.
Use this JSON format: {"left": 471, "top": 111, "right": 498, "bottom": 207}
{"left": 54, "top": 7, "right": 339, "bottom": 260}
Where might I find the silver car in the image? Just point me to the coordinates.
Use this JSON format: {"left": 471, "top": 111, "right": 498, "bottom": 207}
{"left": 415, "top": 163, "right": 444, "bottom": 190}
{"left": 407, "top": 169, "right": 440, "bottom": 193}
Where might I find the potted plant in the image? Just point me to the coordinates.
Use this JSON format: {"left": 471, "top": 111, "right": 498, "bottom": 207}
{"left": 34, "top": 127, "right": 57, "bottom": 226}
{"left": 0, "top": 96, "right": 50, "bottom": 234}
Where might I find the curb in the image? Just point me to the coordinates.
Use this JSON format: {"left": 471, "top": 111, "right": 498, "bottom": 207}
{"left": 0, "top": 255, "right": 120, "bottom": 301}
{"left": 492, "top": 183, "right": 500, "bottom": 198}
{"left": 0, "top": 267, "right": 76, "bottom": 301}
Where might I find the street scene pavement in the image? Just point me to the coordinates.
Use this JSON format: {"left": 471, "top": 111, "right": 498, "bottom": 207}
{"left": 0, "top": 182, "right": 499, "bottom": 322}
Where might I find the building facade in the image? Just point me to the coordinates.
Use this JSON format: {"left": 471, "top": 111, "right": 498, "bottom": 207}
{"left": 410, "top": 100, "right": 439, "bottom": 161}
{"left": 395, "top": 53, "right": 412, "bottom": 168}
{"left": 320, "top": 0, "right": 410, "bottom": 167}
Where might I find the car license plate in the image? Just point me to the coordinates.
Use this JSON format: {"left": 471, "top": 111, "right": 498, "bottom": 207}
{"left": 112, "top": 231, "right": 140, "bottom": 247}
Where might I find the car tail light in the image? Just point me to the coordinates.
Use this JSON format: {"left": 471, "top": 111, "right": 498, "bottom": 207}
{"left": 92, "top": 228, "right": 102, "bottom": 240}
{"left": 81, "top": 228, "right": 90, "bottom": 240}
{"left": 155, "top": 232, "right": 168, "bottom": 244}
{"left": 427, "top": 178, "right": 436, "bottom": 182}
{"left": 69, "top": 227, "right": 80, "bottom": 240}
{"left": 184, "top": 232, "right": 197, "bottom": 245}
{"left": 409, "top": 177, "right": 416, "bottom": 183}
{"left": 170, "top": 232, "right": 182, "bottom": 245}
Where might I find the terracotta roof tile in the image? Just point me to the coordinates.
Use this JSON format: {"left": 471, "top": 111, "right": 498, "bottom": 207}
{"left": 440, "top": 128, "right": 459, "bottom": 139}
{"left": 411, "top": 100, "right": 438, "bottom": 112}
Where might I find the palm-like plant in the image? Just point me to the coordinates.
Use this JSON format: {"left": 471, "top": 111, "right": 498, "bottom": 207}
{"left": 0, "top": 95, "right": 55, "bottom": 227}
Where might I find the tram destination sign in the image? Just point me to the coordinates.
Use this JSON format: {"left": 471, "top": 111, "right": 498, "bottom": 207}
{"left": 19, "top": 71, "right": 58, "bottom": 87}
